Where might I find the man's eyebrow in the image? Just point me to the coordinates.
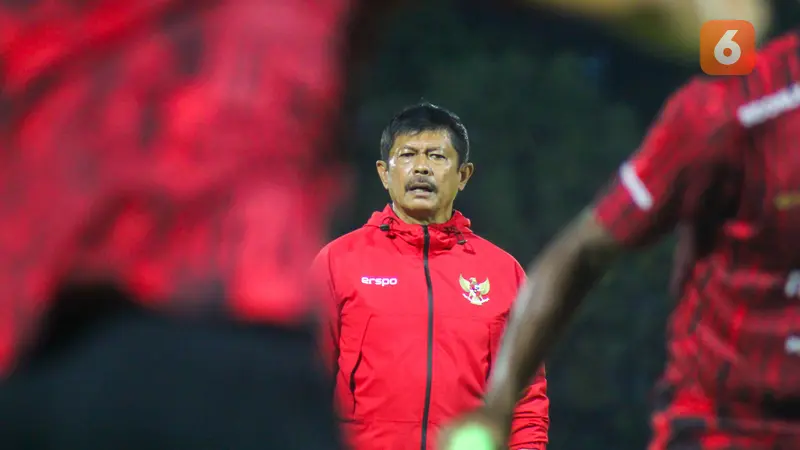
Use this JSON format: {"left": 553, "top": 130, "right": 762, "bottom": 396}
{"left": 399, "top": 144, "right": 445, "bottom": 151}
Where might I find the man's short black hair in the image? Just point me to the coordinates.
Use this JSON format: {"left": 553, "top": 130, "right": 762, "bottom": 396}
{"left": 380, "top": 102, "right": 470, "bottom": 165}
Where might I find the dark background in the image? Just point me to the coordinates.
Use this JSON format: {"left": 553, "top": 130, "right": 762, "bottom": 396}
{"left": 331, "top": 2, "right": 800, "bottom": 448}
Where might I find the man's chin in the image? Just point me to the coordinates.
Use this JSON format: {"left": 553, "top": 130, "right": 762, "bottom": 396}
{"left": 397, "top": 196, "right": 438, "bottom": 215}
{"left": 402, "top": 195, "right": 437, "bottom": 209}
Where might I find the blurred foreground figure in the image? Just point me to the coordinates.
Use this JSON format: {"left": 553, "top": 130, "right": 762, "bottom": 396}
{"left": 0, "top": 1, "right": 351, "bottom": 449}
{"left": 441, "top": 27, "right": 800, "bottom": 450}
{"left": 0, "top": 0, "right": 769, "bottom": 449}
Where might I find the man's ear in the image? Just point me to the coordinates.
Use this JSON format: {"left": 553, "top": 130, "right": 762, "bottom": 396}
{"left": 458, "top": 162, "right": 475, "bottom": 191}
{"left": 376, "top": 160, "right": 390, "bottom": 190}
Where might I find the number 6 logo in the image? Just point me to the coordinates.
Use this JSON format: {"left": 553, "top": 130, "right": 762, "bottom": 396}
{"left": 714, "top": 30, "right": 742, "bottom": 66}
{"left": 700, "top": 20, "right": 756, "bottom": 76}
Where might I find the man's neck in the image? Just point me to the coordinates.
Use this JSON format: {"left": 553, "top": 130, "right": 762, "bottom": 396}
{"left": 392, "top": 204, "right": 453, "bottom": 226}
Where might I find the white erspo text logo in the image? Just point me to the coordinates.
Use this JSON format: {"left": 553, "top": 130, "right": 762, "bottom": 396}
{"left": 737, "top": 83, "right": 800, "bottom": 128}
{"left": 361, "top": 276, "right": 398, "bottom": 287}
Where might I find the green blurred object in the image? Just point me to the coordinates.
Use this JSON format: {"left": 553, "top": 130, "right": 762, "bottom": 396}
{"left": 447, "top": 424, "right": 495, "bottom": 450}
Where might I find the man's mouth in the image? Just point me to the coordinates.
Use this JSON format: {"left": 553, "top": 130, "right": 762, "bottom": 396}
{"left": 407, "top": 182, "right": 435, "bottom": 194}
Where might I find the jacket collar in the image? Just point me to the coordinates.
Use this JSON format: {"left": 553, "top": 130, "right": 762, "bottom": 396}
{"left": 366, "top": 204, "right": 473, "bottom": 253}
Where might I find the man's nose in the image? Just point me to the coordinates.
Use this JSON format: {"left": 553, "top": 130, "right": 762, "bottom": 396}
{"left": 412, "top": 155, "right": 432, "bottom": 175}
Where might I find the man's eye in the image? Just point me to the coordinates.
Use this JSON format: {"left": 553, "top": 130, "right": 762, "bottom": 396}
{"left": 430, "top": 154, "right": 445, "bottom": 160}
{"left": 398, "top": 152, "right": 414, "bottom": 158}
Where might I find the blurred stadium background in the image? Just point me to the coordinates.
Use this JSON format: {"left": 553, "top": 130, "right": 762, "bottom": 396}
{"left": 330, "top": 1, "right": 800, "bottom": 448}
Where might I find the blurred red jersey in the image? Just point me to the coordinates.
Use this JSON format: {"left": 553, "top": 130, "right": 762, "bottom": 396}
{"left": 0, "top": 0, "right": 352, "bottom": 374}
{"left": 595, "top": 30, "right": 800, "bottom": 442}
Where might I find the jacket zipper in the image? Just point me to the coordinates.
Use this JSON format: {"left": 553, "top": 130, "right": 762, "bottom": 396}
{"left": 420, "top": 225, "right": 435, "bottom": 450}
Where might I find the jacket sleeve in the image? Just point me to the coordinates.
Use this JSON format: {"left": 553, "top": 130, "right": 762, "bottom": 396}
{"left": 503, "top": 261, "right": 550, "bottom": 450}
{"left": 309, "top": 245, "right": 340, "bottom": 377}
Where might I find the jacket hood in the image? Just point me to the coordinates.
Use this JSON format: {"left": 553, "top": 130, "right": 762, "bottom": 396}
{"left": 366, "top": 204, "right": 473, "bottom": 252}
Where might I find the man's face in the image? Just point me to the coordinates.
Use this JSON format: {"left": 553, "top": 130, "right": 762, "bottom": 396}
{"left": 376, "top": 129, "right": 473, "bottom": 222}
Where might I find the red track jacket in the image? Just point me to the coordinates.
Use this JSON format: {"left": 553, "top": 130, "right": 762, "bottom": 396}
{"left": 312, "top": 205, "right": 549, "bottom": 450}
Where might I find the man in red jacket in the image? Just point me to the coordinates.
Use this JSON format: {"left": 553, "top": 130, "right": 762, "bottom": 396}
{"left": 312, "top": 103, "right": 549, "bottom": 450}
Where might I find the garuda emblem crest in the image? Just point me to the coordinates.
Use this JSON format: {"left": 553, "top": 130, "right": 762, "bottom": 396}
{"left": 459, "top": 274, "right": 490, "bottom": 305}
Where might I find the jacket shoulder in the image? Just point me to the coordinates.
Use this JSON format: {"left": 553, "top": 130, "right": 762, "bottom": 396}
{"left": 316, "top": 226, "right": 381, "bottom": 260}
{"left": 466, "top": 233, "right": 524, "bottom": 272}
{"left": 312, "top": 227, "right": 378, "bottom": 286}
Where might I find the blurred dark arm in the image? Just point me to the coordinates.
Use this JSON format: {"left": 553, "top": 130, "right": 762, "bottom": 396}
{"left": 483, "top": 209, "right": 620, "bottom": 428}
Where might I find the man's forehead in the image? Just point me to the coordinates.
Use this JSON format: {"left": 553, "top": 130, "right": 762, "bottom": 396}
{"left": 392, "top": 130, "right": 454, "bottom": 151}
